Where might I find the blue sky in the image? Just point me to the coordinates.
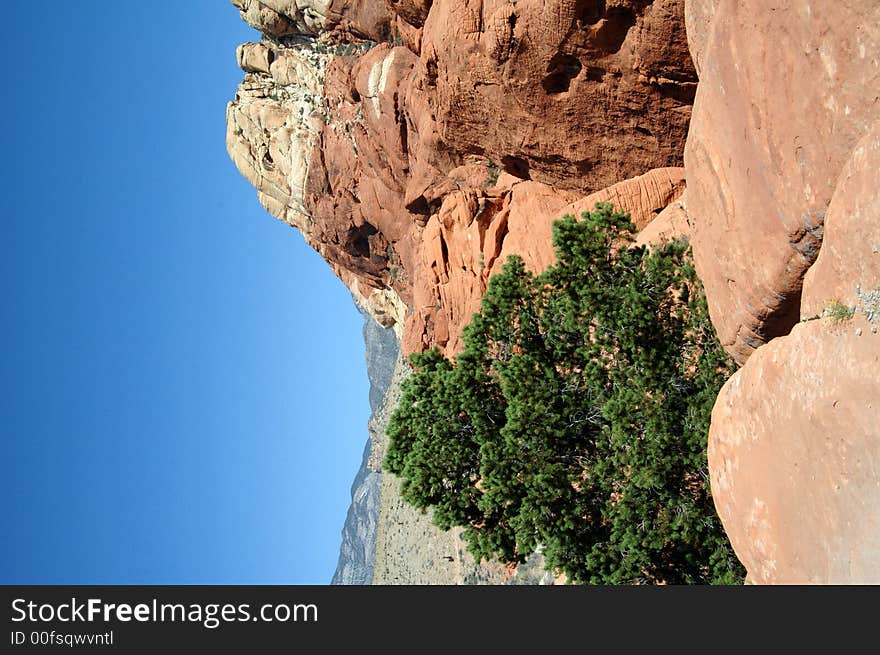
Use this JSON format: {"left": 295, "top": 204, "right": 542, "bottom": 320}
{"left": 1, "top": 1, "right": 371, "bottom": 583}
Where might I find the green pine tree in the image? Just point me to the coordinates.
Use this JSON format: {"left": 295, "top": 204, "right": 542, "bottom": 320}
{"left": 385, "top": 202, "right": 744, "bottom": 584}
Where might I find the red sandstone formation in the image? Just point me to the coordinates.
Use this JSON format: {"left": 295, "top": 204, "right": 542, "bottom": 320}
{"left": 682, "top": 0, "right": 880, "bottom": 364}
{"left": 707, "top": 117, "right": 880, "bottom": 584}
{"left": 227, "top": 0, "right": 696, "bottom": 353}
{"left": 694, "top": 4, "right": 880, "bottom": 583}
{"left": 418, "top": 0, "right": 696, "bottom": 191}
{"left": 801, "top": 120, "right": 880, "bottom": 321}
{"left": 708, "top": 318, "right": 880, "bottom": 584}
{"left": 404, "top": 167, "right": 686, "bottom": 355}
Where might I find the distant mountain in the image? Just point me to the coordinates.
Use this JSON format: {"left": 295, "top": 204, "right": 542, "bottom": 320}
{"left": 331, "top": 304, "right": 399, "bottom": 585}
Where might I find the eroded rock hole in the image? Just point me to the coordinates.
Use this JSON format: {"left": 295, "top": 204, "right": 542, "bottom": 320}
{"left": 405, "top": 194, "right": 442, "bottom": 216}
{"left": 507, "top": 13, "right": 518, "bottom": 55}
{"left": 394, "top": 92, "right": 409, "bottom": 156}
{"left": 585, "top": 66, "right": 605, "bottom": 82}
{"left": 501, "top": 155, "right": 530, "bottom": 179}
{"left": 575, "top": 0, "right": 605, "bottom": 25}
{"left": 542, "top": 53, "right": 582, "bottom": 94}
{"left": 425, "top": 58, "right": 438, "bottom": 86}
{"left": 594, "top": 7, "right": 636, "bottom": 53}
{"left": 390, "top": 0, "right": 431, "bottom": 29}
{"left": 439, "top": 232, "right": 449, "bottom": 267}
{"left": 346, "top": 223, "right": 379, "bottom": 258}
{"left": 575, "top": 159, "right": 594, "bottom": 174}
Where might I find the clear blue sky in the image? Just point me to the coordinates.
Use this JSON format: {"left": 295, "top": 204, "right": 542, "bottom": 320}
{"left": 1, "top": 1, "right": 370, "bottom": 583}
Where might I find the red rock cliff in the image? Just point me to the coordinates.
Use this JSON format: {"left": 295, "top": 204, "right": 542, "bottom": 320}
{"left": 226, "top": 0, "right": 696, "bottom": 357}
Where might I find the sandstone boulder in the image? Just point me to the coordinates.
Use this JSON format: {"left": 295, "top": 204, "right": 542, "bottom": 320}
{"left": 708, "top": 318, "right": 880, "bottom": 584}
{"left": 683, "top": 0, "right": 718, "bottom": 76}
{"left": 231, "top": 0, "right": 310, "bottom": 36}
{"left": 802, "top": 119, "right": 880, "bottom": 321}
{"left": 684, "top": 0, "right": 880, "bottom": 363}
{"left": 708, "top": 107, "right": 880, "bottom": 584}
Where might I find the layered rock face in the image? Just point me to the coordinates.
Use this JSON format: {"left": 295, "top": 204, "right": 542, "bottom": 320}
{"left": 227, "top": 0, "right": 697, "bottom": 356}
{"left": 693, "top": 5, "right": 880, "bottom": 583}
{"left": 418, "top": 0, "right": 696, "bottom": 192}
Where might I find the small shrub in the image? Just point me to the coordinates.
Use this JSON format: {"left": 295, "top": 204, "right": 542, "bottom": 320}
{"left": 485, "top": 160, "right": 500, "bottom": 187}
{"left": 824, "top": 299, "right": 855, "bottom": 321}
